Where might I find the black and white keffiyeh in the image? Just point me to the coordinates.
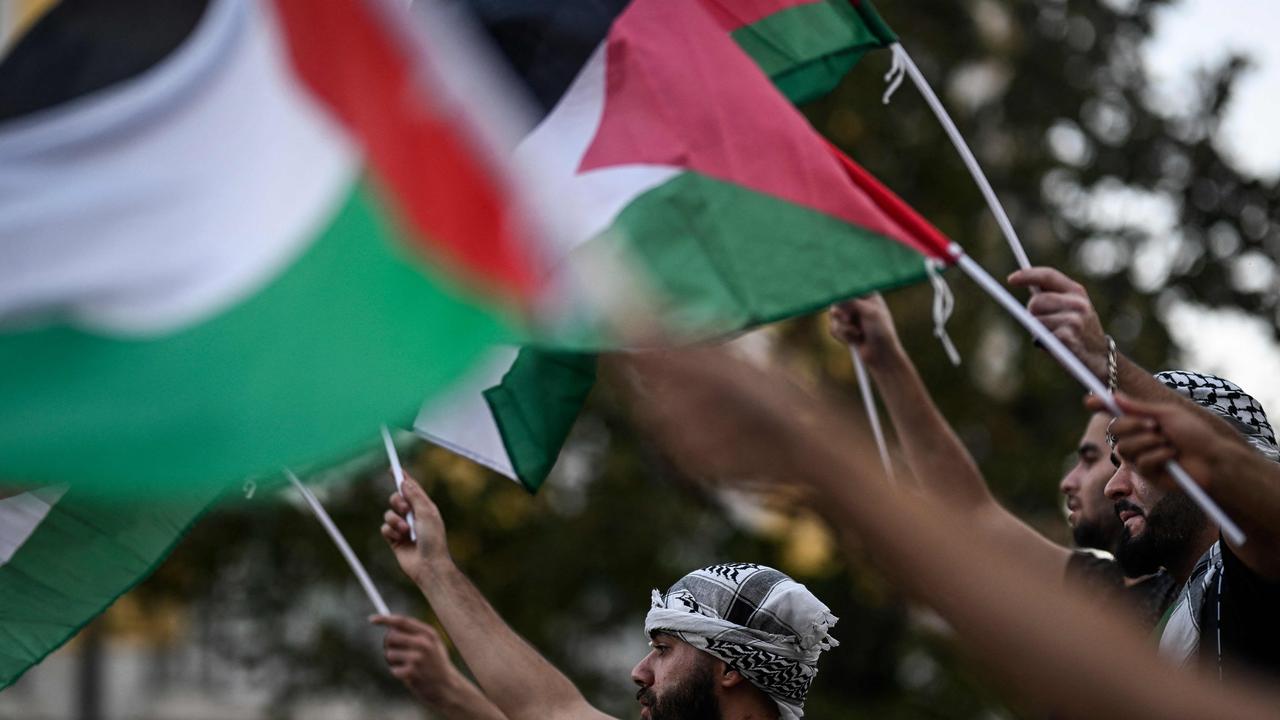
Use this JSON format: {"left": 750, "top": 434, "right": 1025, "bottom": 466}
{"left": 1147, "top": 372, "right": 1278, "bottom": 670}
{"left": 644, "top": 563, "right": 838, "bottom": 720}
{"left": 1150, "top": 371, "right": 1279, "bottom": 461}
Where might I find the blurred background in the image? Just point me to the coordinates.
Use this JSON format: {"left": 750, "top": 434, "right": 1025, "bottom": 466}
{"left": 2, "top": 0, "right": 1278, "bottom": 717}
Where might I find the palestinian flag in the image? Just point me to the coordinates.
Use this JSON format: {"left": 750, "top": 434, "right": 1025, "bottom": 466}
{"left": 0, "top": 0, "right": 551, "bottom": 500}
{"left": 416, "top": 0, "right": 951, "bottom": 490}
{"left": 0, "top": 0, "right": 570, "bottom": 690}
{"left": 0, "top": 485, "right": 221, "bottom": 690}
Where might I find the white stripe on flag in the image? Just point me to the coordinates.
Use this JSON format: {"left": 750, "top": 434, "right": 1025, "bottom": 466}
{"left": 415, "top": 347, "right": 521, "bottom": 479}
{"left": 0, "top": 486, "right": 67, "bottom": 566}
{"left": 512, "top": 43, "right": 678, "bottom": 259}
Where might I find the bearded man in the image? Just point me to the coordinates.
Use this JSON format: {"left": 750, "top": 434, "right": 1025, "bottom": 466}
{"left": 380, "top": 477, "right": 838, "bottom": 720}
{"left": 1095, "top": 371, "right": 1280, "bottom": 678}
{"left": 828, "top": 292, "right": 1174, "bottom": 626}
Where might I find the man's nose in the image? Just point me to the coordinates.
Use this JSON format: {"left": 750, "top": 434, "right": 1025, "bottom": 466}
{"left": 1104, "top": 466, "right": 1130, "bottom": 501}
{"left": 1059, "top": 468, "right": 1079, "bottom": 496}
{"left": 631, "top": 652, "right": 654, "bottom": 688}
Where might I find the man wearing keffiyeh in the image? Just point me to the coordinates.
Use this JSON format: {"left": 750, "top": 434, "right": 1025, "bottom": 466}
{"left": 636, "top": 563, "right": 838, "bottom": 720}
{"left": 1090, "top": 372, "right": 1280, "bottom": 680}
{"left": 1011, "top": 267, "right": 1280, "bottom": 681}
{"left": 379, "top": 474, "right": 837, "bottom": 720}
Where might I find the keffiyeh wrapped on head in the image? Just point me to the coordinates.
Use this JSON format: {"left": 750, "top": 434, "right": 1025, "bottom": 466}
{"left": 644, "top": 563, "right": 838, "bottom": 720}
{"left": 1152, "top": 371, "right": 1278, "bottom": 461}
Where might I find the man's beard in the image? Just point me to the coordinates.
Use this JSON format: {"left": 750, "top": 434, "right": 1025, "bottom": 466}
{"left": 1115, "top": 492, "right": 1208, "bottom": 577}
{"left": 1072, "top": 510, "right": 1123, "bottom": 554}
{"left": 638, "top": 662, "right": 721, "bottom": 720}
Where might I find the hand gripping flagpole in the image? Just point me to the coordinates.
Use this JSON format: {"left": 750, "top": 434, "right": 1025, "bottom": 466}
{"left": 877, "top": 44, "right": 1243, "bottom": 543}
{"left": 381, "top": 425, "right": 416, "bottom": 542}
{"left": 286, "top": 470, "right": 392, "bottom": 616}
{"left": 947, "top": 245, "right": 1246, "bottom": 546}
{"left": 849, "top": 349, "right": 895, "bottom": 483}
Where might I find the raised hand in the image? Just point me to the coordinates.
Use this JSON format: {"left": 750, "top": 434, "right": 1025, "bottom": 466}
{"left": 382, "top": 474, "right": 451, "bottom": 584}
{"left": 828, "top": 294, "right": 903, "bottom": 369}
{"left": 1009, "top": 267, "right": 1108, "bottom": 380}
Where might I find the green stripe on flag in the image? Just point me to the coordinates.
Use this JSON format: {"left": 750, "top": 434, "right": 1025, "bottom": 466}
{"left": 0, "top": 182, "right": 518, "bottom": 499}
{"left": 599, "top": 171, "right": 928, "bottom": 335}
{"left": 734, "top": 0, "right": 896, "bottom": 104}
{"left": 484, "top": 349, "right": 598, "bottom": 493}
{"left": 0, "top": 489, "right": 219, "bottom": 689}
{"left": 471, "top": 171, "right": 928, "bottom": 494}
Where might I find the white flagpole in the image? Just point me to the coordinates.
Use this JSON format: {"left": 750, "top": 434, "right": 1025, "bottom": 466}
{"left": 888, "top": 43, "right": 1033, "bottom": 272}
{"left": 285, "top": 470, "right": 392, "bottom": 616}
{"left": 878, "top": 38, "right": 1244, "bottom": 544}
{"left": 381, "top": 425, "right": 417, "bottom": 542}
{"left": 849, "top": 349, "right": 895, "bottom": 483}
{"left": 948, "top": 245, "right": 1246, "bottom": 546}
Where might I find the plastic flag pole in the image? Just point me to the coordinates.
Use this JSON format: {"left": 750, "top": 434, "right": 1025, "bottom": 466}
{"left": 850, "top": 349, "right": 895, "bottom": 483}
{"left": 286, "top": 470, "right": 391, "bottom": 616}
{"left": 888, "top": 43, "right": 1033, "bottom": 273}
{"left": 381, "top": 425, "right": 416, "bottom": 542}
{"left": 948, "top": 245, "right": 1246, "bottom": 546}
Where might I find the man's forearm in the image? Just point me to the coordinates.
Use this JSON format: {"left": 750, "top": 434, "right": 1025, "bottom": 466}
{"left": 1209, "top": 441, "right": 1280, "bottom": 577}
{"left": 865, "top": 347, "right": 1071, "bottom": 569}
{"left": 428, "top": 671, "right": 509, "bottom": 720}
{"left": 863, "top": 346, "right": 990, "bottom": 507}
{"left": 416, "top": 559, "right": 613, "bottom": 720}
{"left": 803, "top": 444, "right": 1278, "bottom": 720}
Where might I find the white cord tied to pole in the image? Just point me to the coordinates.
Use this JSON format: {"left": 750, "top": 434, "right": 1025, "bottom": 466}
{"left": 849, "top": 348, "right": 895, "bottom": 484}
{"left": 948, "top": 245, "right": 1246, "bottom": 547}
{"left": 286, "top": 470, "right": 392, "bottom": 616}
{"left": 926, "top": 259, "right": 962, "bottom": 367}
{"left": 882, "top": 46, "right": 907, "bottom": 105}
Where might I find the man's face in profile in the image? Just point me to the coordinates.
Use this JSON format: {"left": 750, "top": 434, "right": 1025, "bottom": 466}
{"left": 1060, "top": 413, "right": 1123, "bottom": 552}
{"left": 631, "top": 633, "right": 722, "bottom": 720}
{"left": 1106, "top": 461, "right": 1208, "bottom": 577}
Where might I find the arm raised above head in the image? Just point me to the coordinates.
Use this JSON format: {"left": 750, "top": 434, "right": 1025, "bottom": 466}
{"left": 829, "top": 296, "right": 1070, "bottom": 570}
{"left": 381, "top": 479, "right": 616, "bottom": 720}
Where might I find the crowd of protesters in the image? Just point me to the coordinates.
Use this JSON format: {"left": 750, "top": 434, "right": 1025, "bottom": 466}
{"left": 366, "top": 265, "right": 1280, "bottom": 720}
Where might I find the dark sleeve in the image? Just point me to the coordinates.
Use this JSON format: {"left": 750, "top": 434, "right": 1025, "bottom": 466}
{"left": 1065, "top": 550, "right": 1126, "bottom": 594}
{"left": 1065, "top": 551, "right": 1176, "bottom": 629}
{"left": 1216, "top": 541, "right": 1280, "bottom": 677}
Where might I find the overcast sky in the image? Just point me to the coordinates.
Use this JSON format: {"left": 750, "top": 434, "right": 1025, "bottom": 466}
{"left": 1143, "top": 0, "right": 1280, "bottom": 409}
{"left": 1145, "top": 0, "right": 1280, "bottom": 180}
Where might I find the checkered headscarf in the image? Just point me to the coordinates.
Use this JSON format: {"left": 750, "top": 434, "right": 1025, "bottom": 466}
{"left": 1145, "top": 371, "right": 1279, "bottom": 461}
{"left": 644, "top": 563, "right": 838, "bottom": 720}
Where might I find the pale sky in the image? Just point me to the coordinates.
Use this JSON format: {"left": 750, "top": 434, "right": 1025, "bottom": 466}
{"left": 1145, "top": 0, "right": 1280, "bottom": 181}
{"left": 1143, "top": 0, "right": 1280, "bottom": 410}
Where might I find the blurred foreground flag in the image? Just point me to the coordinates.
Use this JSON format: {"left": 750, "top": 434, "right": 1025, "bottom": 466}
{"left": 0, "top": 0, "right": 553, "bottom": 498}
{"left": 0, "top": 484, "right": 218, "bottom": 690}
{"left": 416, "top": 0, "right": 949, "bottom": 490}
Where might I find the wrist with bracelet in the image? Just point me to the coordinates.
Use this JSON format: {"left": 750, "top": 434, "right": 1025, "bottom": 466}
{"left": 1106, "top": 334, "right": 1117, "bottom": 396}
{"left": 1102, "top": 334, "right": 1119, "bottom": 451}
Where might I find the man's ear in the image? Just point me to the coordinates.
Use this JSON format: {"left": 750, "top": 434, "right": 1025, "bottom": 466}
{"left": 717, "top": 661, "right": 746, "bottom": 688}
